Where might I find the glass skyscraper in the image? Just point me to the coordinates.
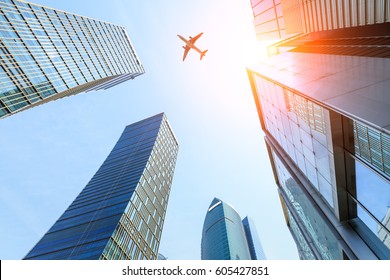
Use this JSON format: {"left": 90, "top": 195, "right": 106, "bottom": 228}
{"left": 242, "top": 216, "right": 266, "bottom": 260}
{"left": 247, "top": 1, "right": 390, "bottom": 260}
{"left": 250, "top": 0, "right": 289, "bottom": 41}
{"left": 201, "top": 198, "right": 266, "bottom": 260}
{"left": 0, "top": 0, "right": 144, "bottom": 119}
{"left": 24, "top": 113, "right": 179, "bottom": 260}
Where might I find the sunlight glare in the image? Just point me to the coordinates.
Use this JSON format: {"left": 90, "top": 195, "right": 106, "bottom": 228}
{"left": 240, "top": 38, "right": 276, "bottom": 65}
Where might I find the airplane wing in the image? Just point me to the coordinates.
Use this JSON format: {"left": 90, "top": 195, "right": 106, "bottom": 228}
{"left": 189, "top": 32, "right": 203, "bottom": 44}
{"left": 182, "top": 46, "right": 190, "bottom": 61}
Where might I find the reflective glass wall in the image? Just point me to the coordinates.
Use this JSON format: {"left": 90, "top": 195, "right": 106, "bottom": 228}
{"left": 248, "top": 67, "right": 390, "bottom": 259}
{"left": 253, "top": 74, "right": 337, "bottom": 210}
{"left": 0, "top": 0, "right": 144, "bottom": 118}
{"left": 284, "top": 206, "right": 316, "bottom": 259}
{"left": 201, "top": 198, "right": 252, "bottom": 260}
{"left": 282, "top": 0, "right": 390, "bottom": 34}
{"left": 101, "top": 115, "right": 179, "bottom": 260}
{"left": 24, "top": 113, "right": 179, "bottom": 260}
{"left": 272, "top": 150, "right": 344, "bottom": 259}
{"left": 251, "top": 0, "right": 288, "bottom": 40}
{"left": 242, "top": 216, "right": 267, "bottom": 260}
{"left": 343, "top": 118, "right": 390, "bottom": 259}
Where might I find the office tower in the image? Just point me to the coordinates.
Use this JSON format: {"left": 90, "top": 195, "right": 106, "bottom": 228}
{"left": 251, "top": 1, "right": 390, "bottom": 56}
{"left": 251, "top": 0, "right": 390, "bottom": 41}
{"left": 0, "top": 0, "right": 144, "bottom": 119}
{"left": 250, "top": 0, "right": 289, "bottom": 41}
{"left": 24, "top": 113, "right": 179, "bottom": 260}
{"left": 201, "top": 198, "right": 266, "bottom": 260}
{"left": 247, "top": 1, "right": 390, "bottom": 259}
{"left": 242, "top": 216, "right": 266, "bottom": 260}
{"left": 201, "top": 198, "right": 251, "bottom": 260}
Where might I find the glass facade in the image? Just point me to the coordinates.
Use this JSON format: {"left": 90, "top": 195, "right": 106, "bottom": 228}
{"left": 248, "top": 0, "right": 390, "bottom": 261}
{"left": 252, "top": 1, "right": 390, "bottom": 58}
{"left": 252, "top": 0, "right": 390, "bottom": 39}
{"left": 24, "top": 113, "right": 179, "bottom": 260}
{"left": 251, "top": 0, "right": 288, "bottom": 41}
{"left": 248, "top": 66, "right": 390, "bottom": 259}
{"left": 284, "top": 207, "right": 316, "bottom": 260}
{"left": 282, "top": 0, "right": 390, "bottom": 34}
{"left": 0, "top": 0, "right": 144, "bottom": 118}
{"left": 379, "top": 209, "right": 390, "bottom": 249}
{"left": 242, "top": 216, "right": 267, "bottom": 260}
{"left": 351, "top": 120, "right": 390, "bottom": 178}
{"left": 253, "top": 74, "right": 336, "bottom": 209}
{"left": 344, "top": 119, "right": 390, "bottom": 258}
{"left": 201, "top": 198, "right": 264, "bottom": 260}
{"left": 272, "top": 150, "right": 344, "bottom": 259}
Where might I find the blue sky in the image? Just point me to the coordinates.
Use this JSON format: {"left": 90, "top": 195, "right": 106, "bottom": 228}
{"left": 0, "top": 0, "right": 299, "bottom": 259}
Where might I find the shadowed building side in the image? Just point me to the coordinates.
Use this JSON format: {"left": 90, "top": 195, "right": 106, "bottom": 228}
{"left": 242, "top": 216, "right": 266, "bottom": 260}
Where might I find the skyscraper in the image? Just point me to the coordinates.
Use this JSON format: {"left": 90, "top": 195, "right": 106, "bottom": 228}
{"left": 201, "top": 198, "right": 266, "bottom": 260}
{"left": 247, "top": 0, "right": 390, "bottom": 260}
{"left": 242, "top": 216, "right": 266, "bottom": 260}
{"left": 24, "top": 113, "right": 179, "bottom": 260}
{"left": 0, "top": 0, "right": 144, "bottom": 119}
{"left": 250, "top": 0, "right": 290, "bottom": 41}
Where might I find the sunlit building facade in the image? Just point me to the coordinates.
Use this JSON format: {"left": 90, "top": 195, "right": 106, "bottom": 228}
{"left": 251, "top": 1, "right": 390, "bottom": 56}
{"left": 250, "top": 0, "right": 287, "bottom": 41}
{"left": 280, "top": 0, "right": 390, "bottom": 34}
{"left": 24, "top": 113, "right": 179, "bottom": 260}
{"left": 248, "top": 0, "right": 390, "bottom": 260}
{"left": 248, "top": 52, "right": 390, "bottom": 259}
{"left": 0, "top": 0, "right": 144, "bottom": 119}
{"left": 251, "top": 0, "right": 390, "bottom": 41}
{"left": 201, "top": 198, "right": 266, "bottom": 260}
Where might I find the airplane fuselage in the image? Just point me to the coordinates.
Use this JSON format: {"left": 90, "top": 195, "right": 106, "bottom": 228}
{"left": 177, "top": 35, "right": 204, "bottom": 54}
{"left": 178, "top": 33, "right": 207, "bottom": 61}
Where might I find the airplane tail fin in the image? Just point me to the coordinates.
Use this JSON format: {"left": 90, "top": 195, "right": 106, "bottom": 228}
{"left": 200, "top": 50, "right": 208, "bottom": 60}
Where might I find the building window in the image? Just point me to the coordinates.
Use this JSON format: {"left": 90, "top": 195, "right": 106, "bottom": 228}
{"left": 254, "top": 74, "right": 336, "bottom": 208}
{"left": 352, "top": 120, "right": 390, "bottom": 179}
{"left": 345, "top": 154, "right": 390, "bottom": 258}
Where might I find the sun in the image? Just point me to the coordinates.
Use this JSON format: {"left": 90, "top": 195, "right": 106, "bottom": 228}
{"left": 240, "top": 37, "right": 276, "bottom": 65}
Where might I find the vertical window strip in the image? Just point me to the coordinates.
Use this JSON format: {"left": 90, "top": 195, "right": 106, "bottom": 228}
{"left": 58, "top": 13, "right": 87, "bottom": 85}
{"left": 103, "top": 23, "right": 126, "bottom": 73}
{"left": 98, "top": 21, "right": 121, "bottom": 74}
{"left": 71, "top": 15, "right": 101, "bottom": 80}
{"left": 0, "top": 8, "right": 39, "bottom": 107}
{"left": 37, "top": 7, "right": 73, "bottom": 92}
{"left": 93, "top": 21, "right": 118, "bottom": 74}
{"left": 87, "top": 19, "right": 115, "bottom": 75}
{"left": 353, "top": 121, "right": 390, "bottom": 179}
{"left": 117, "top": 29, "right": 137, "bottom": 72}
{"left": 78, "top": 16, "right": 108, "bottom": 78}
{"left": 108, "top": 25, "right": 131, "bottom": 73}
{"left": 65, "top": 14, "right": 95, "bottom": 83}
{"left": 46, "top": 9, "right": 80, "bottom": 87}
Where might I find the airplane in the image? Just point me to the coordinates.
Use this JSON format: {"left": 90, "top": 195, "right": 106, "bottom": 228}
{"left": 177, "top": 32, "right": 208, "bottom": 61}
